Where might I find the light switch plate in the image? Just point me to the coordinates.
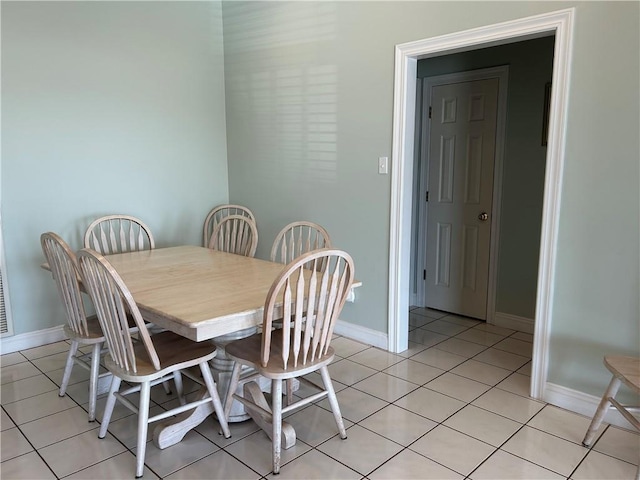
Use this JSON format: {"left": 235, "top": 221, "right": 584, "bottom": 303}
{"left": 378, "top": 156, "right": 389, "bottom": 174}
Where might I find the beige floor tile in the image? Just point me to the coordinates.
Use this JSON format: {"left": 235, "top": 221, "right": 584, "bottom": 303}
{"left": 444, "top": 405, "right": 521, "bottom": 447}
{"left": 20, "top": 405, "right": 99, "bottom": 448}
{"left": 0, "top": 374, "right": 58, "bottom": 404}
{"left": 451, "top": 359, "right": 512, "bottom": 386}
{"left": 425, "top": 372, "right": 491, "bottom": 403}
{"left": 441, "top": 314, "right": 482, "bottom": 327}
{"left": 434, "top": 338, "right": 488, "bottom": 358}
{"left": 571, "top": 449, "right": 638, "bottom": 479}
{"left": 396, "top": 341, "right": 429, "bottom": 358}
{"left": 30, "top": 351, "right": 72, "bottom": 373}
{"left": 196, "top": 415, "right": 262, "bottom": 448}
{"left": 137, "top": 431, "right": 220, "bottom": 478}
{"left": 1, "top": 361, "right": 42, "bottom": 385}
{"left": 285, "top": 404, "right": 353, "bottom": 446}
{"left": 0, "top": 451, "right": 56, "bottom": 479}
{"left": 1, "top": 408, "right": 16, "bottom": 431}
{"left": 318, "top": 386, "right": 388, "bottom": 423}
{"left": 349, "top": 348, "right": 403, "bottom": 371}
{"left": 20, "top": 341, "right": 70, "bottom": 360}
{"left": 474, "top": 348, "right": 530, "bottom": 370}
{"left": 593, "top": 425, "right": 640, "bottom": 465}
{"left": 39, "top": 430, "right": 126, "bottom": 478}
{"left": 65, "top": 451, "right": 159, "bottom": 479}
{"left": 383, "top": 358, "right": 445, "bottom": 385}
{"left": 410, "top": 347, "right": 467, "bottom": 370}
{"left": 470, "top": 450, "right": 563, "bottom": 479}
{"left": 328, "top": 358, "right": 377, "bottom": 386}
{"left": 512, "top": 331, "right": 534, "bottom": 342}
{"left": 502, "top": 425, "right": 589, "bottom": 476}
{"left": 0, "top": 352, "right": 28, "bottom": 367}
{"left": 3, "top": 389, "right": 77, "bottom": 425}
{"left": 265, "top": 449, "right": 361, "bottom": 479}
{"left": 317, "top": 424, "right": 403, "bottom": 476}
{"left": 409, "top": 329, "right": 449, "bottom": 347}
{"left": 493, "top": 337, "right": 533, "bottom": 358}
{"left": 353, "top": 372, "right": 419, "bottom": 402}
{"left": 331, "top": 336, "right": 370, "bottom": 357}
{"left": 411, "top": 307, "right": 448, "bottom": 319}
{"left": 369, "top": 448, "right": 463, "bottom": 479}
{"left": 528, "top": 404, "right": 603, "bottom": 445}
{"left": 395, "top": 387, "right": 465, "bottom": 422}
{"left": 409, "top": 312, "right": 436, "bottom": 328}
{"left": 518, "top": 361, "right": 532, "bottom": 375}
{"left": 472, "top": 323, "right": 515, "bottom": 336}
{"left": 225, "top": 429, "right": 311, "bottom": 475}
{"left": 496, "top": 372, "right": 531, "bottom": 397}
{"left": 1, "top": 427, "right": 34, "bottom": 462}
{"left": 410, "top": 424, "right": 495, "bottom": 476}
{"left": 422, "top": 320, "right": 471, "bottom": 336}
{"left": 45, "top": 364, "right": 93, "bottom": 387}
{"left": 166, "top": 449, "right": 260, "bottom": 479}
{"left": 472, "top": 387, "right": 544, "bottom": 423}
{"left": 360, "top": 404, "right": 437, "bottom": 446}
{"left": 106, "top": 405, "right": 166, "bottom": 449}
{"left": 455, "top": 328, "right": 505, "bottom": 347}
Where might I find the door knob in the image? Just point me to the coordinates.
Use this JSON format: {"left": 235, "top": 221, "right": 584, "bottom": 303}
{"left": 478, "top": 212, "right": 489, "bottom": 221}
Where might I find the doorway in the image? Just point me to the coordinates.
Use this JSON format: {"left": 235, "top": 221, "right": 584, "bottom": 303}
{"left": 387, "top": 8, "right": 575, "bottom": 400}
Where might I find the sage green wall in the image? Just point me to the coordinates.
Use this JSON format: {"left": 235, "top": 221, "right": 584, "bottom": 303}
{"left": 1, "top": 1, "right": 229, "bottom": 335}
{"left": 222, "top": 1, "right": 639, "bottom": 397}
{"left": 415, "top": 37, "right": 555, "bottom": 320}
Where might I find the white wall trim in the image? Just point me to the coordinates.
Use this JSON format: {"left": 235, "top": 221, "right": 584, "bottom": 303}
{"left": 494, "top": 312, "right": 534, "bottom": 334}
{"left": 389, "top": 9, "right": 576, "bottom": 402}
{"left": 544, "top": 382, "right": 637, "bottom": 431}
{"left": 334, "top": 319, "right": 387, "bottom": 350}
{"left": 0, "top": 325, "right": 67, "bottom": 354}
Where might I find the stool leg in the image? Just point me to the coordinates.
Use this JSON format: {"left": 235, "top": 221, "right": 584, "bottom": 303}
{"left": 583, "top": 375, "right": 621, "bottom": 447}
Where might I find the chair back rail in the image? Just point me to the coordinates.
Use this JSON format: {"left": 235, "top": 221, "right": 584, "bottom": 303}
{"left": 84, "top": 215, "right": 155, "bottom": 254}
{"left": 40, "top": 232, "right": 90, "bottom": 336}
{"left": 203, "top": 204, "right": 255, "bottom": 247}
{"left": 77, "top": 248, "right": 160, "bottom": 373}
{"left": 270, "top": 221, "right": 331, "bottom": 266}
{"left": 209, "top": 214, "right": 258, "bottom": 257}
{"left": 262, "top": 249, "right": 354, "bottom": 369}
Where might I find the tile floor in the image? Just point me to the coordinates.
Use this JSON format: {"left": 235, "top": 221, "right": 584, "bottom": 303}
{"left": 1, "top": 307, "right": 638, "bottom": 479}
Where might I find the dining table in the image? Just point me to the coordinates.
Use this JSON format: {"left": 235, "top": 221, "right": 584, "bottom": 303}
{"left": 80, "top": 245, "right": 361, "bottom": 450}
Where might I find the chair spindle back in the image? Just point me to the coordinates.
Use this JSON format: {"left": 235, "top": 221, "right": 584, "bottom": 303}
{"left": 209, "top": 214, "right": 258, "bottom": 257}
{"left": 203, "top": 204, "right": 255, "bottom": 247}
{"left": 84, "top": 215, "right": 155, "bottom": 254}
{"left": 270, "top": 221, "right": 331, "bottom": 267}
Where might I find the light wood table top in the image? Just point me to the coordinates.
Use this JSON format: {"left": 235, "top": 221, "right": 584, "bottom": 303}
{"left": 105, "top": 245, "right": 360, "bottom": 342}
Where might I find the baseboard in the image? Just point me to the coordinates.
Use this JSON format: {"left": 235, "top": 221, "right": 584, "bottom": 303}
{"left": 544, "top": 381, "right": 637, "bottom": 431}
{"left": 0, "top": 325, "right": 67, "bottom": 354}
{"left": 334, "top": 319, "right": 387, "bottom": 350}
{"left": 493, "top": 312, "right": 534, "bottom": 334}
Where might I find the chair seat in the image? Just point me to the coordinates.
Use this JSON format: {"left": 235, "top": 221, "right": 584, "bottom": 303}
{"left": 104, "top": 331, "right": 217, "bottom": 382}
{"left": 604, "top": 356, "right": 640, "bottom": 393}
{"left": 226, "top": 329, "right": 335, "bottom": 379}
{"left": 63, "top": 315, "right": 104, "bottom": 343}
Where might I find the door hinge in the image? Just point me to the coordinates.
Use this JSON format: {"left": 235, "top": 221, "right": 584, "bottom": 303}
{"left": 428, "top": 106, "right": 432, "bottom": 119}
{"left": 423, "top": 269, "right": 426, "bottom": 280}
{"left": 425, "top": 191, "right": 429, "bottom": 202}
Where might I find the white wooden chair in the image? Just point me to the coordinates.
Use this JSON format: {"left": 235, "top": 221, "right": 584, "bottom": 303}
{"left": 270, "top": 221, "right": 331, "bottom": 266}
{"left": 40, "top": 232, "right": 119, "bottom": 422}
{"left": 203, "top": 204, "right": 255, "bottom": 248}
{"left": 583, "top": 355, "right": 640, "bottom": 480}
{"left": 209, "top": 214, "right": 258, "bottom": 257}
{"left": 222, "top": 249, "right": 354, "bottom": 474}
{"left": 84, "top": 214, "right": 155, "bottom": 254}
{"left": 76, "top": 248, "right": 231, "bottom": 478}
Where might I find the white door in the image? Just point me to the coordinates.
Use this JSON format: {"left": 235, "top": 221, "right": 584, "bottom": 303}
{"left": 425, "top": 78, "right": 499, "bottom": 320}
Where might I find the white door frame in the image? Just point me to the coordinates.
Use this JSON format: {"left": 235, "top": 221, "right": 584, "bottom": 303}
{"left": 417, "top": 66, "right": 509, "bottom": 322}
{"left": 388, "top": 8, "right": 575, "bottom": 400}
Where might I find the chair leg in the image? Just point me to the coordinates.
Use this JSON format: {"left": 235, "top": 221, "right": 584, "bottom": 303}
{"left": 98, "top": 376, "right": 122, "bottom": 439}
{"left": 135, "top": 381, "right": 151, "bottom": 479}
{"left": 222, "top": 361, "right": 243, "bottom": 422}
{"left": 199, "top": 363, "right": 231, "bottom": 438}
{"left": 271, "top": 379, "right": 283, "bottom": 475}
{"left": 162, "top": 379, "right": 172, "bottom": 395}
{"left": 173, "top": 371, "right": 185, "bottom": 406}
{"left": 285, "top": 378, "right": 294, "bottom": 407}
{"left": 583, "top": 375, "right": 622, "bottom": 447}
{"left": 87, "top": 343, "right": 102, "bottom": 422}
{"left": 319, "top": 366, "right": 347, "bottom": 439}
{"left": 59, "top": 341, "right": 79, "bottom": 397}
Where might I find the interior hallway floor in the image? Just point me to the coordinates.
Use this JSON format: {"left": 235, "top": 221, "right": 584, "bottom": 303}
{"left": 1, "top": 307, "right": 638, "bottom": 479}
